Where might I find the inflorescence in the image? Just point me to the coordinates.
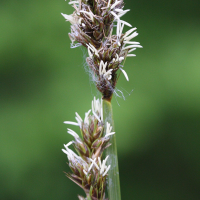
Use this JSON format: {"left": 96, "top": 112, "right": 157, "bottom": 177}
{"left": 63, "top": 97, "right": 115, "bottom": 200}
{"left": 62, "top": 0, "right": 142, "bottom": 101}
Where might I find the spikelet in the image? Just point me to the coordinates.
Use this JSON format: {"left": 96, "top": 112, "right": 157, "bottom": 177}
{"left": 62, "top": 0, "right": 142, "bottom": 101}
{"left": 63, "top": 97, "right": 115, "bottom": 199}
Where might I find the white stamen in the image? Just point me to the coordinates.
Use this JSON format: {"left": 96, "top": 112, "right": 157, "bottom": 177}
{"left": 107, "top": 0, "right": 112, "bottom": 7}
{"left": 61, "top": 13, "right": 77, "bottom": 24}
{"left": 102, "top": 165, "right": 111, "bottom": 176}
{"left": 119, "top": 57, "right": 124, "bottom": 62}
{"left": 99, "top": 60, "right": 113, "bottom": 80}
{"left": 123, "top": 28, "right": 137, "bottom": 38}
{"left": 65, "top": 141, "right": 73, "bottom": 147}
{"left": 128, "top": 48, "right": 136, "bottom": 53}
{"left": 62, "top": 149, "right": 70, "bottom": 156}
{"left": 67, "top": 128, "right": 79, "bottom": 138}
{"left": 111, "top": 0, "right": 121, "bottom": 9}
{"left": 117, "top": 20, "right": 130, "bottom": 40}
{"left": 87, "top": 160, "right": 95, "bottom": 173}
{"left": 104, "top": 122, "right": 115, "bottom": 137}
{"left": 123, "top": 41, "right": 140, "bottom": 45}
{"left": 93, "top": 110, "right": 101, "bottom": 122}
{"left": 100, "top": 155, "right": 109, "bottom": 175}
{"left": 106, "top": 122, "right": 112, "bottom": 134}
{"left": 124, "top": 32, "right": 138, "bottom": 41}
{"left": 117, "top": 9, "right": 130, "bottom": 18}
{"left": 90, "top": 158, "right": 99, "bottom": 170}
{"left": 86, "top": 43, "right": 99, "bottom": 57}
{"left": 80, "top": 10, "right": 94, "bottom": 22}
{"left": 92, "top": 97, "right": 101, "bottom": 122}
{"left": 84, "top": 109, "right": 91, "bottom": 124}
{"left": 68, "top": 1, "right": 79, "bottom": 5}
{"left": 110, "top": 11, "right": 120, "bottom": 21}
{"left": 63, "top": 143, "right": 83, "bottom": 161}
{"left": 115, "top": 8, "right": 123, "bottom": 12}
{"left": 123, "top": 44, "right": 143, "bottom": 50}
{"left": 115, "top": 54, "right": 119, "bottom": 61}
{"left": 119, "top": 22, "right": 124, "bottom": 38}
{"left": 63, "top": 121, "right": 79, "bottom": 126}
{"left": 65, "top": 147, "right": 80, "bottom": 160}
{"left": 127, "top": 54, "right": 136, "bottom": 57}
{"left": 120, "top": 20, "right": 132, "bottom": 27}
{"left": 103, "top": 69, "right": 113, "bottom": 80}
{"left": 105, "top": 131, "right": 115, "bottom": 138}
{"left": 99, "top": 60, "right": 107, "bottom": 75}
{"left": 75, "top": 112, "right": 83, "bottom": 123}
{"left": 104, "top": 69, "right": 113, "bottom": 77}
{"left": 99, "top": 60, "right": 103, "bottom": 75}
{"left": 101, "top": 6, "right": 108, "bottom": 10}
{"left": 75, "top": 117, "right": 82, "bottom": 127}
{"left": 62, "top": 141, "right": 89, "bottom": 170}
{"left": 91, "top": 97, "right": 102, "bottom": 122}
{"left": 119, "top": 68, "right": 129, "bottom": 81}
{"left": 83, "top": 169, "right": 87, "bottom": 175}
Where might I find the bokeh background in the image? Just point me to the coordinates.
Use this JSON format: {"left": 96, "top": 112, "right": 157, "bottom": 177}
{"left": 1, "top": 0, "right": 200, "bottom": 199}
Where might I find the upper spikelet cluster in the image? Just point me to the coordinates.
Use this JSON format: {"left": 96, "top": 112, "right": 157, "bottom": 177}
{"left": 63, "top": 97, "right": 115, "bottom": 200}
{"left": 62, "top": 0, "right": 142, "bottom": 101}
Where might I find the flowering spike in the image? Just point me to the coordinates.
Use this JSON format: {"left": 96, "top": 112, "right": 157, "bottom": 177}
{"left": 62, "top": 97, "right": 114, "bottom": 199}
{"left": 61, "top": 0, "right": 142, "bottom": 99}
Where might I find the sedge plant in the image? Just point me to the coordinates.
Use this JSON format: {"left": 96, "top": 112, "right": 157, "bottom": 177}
{"left": 61, "top": 0, "right": 142, "bottom": 199}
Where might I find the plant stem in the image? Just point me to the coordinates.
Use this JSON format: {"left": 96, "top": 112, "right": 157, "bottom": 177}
{"left": 103, "top": 99, "right": 121, "bottom": 200}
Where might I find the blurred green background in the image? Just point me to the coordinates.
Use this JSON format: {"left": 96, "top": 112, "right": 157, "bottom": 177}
{"left": 1, "top": 0, "right": 200, "bottom": 199}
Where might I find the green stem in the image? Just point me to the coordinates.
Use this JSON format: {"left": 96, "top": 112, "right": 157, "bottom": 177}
{"left": 103, "top": 99, "right": 121, "bottom": 200}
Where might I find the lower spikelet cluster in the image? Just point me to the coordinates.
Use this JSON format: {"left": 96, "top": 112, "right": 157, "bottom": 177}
{"left": 62, "top": 0, "right": 142, "bottom": 100}
{"left": 63, "top": 97, "right": 115, "bottom": 200}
